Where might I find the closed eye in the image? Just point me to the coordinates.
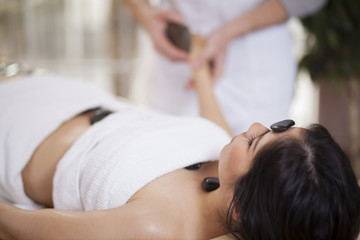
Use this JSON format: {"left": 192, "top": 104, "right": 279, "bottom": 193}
{"left": 247, "top": 136, "right": 255, "bottom": 147}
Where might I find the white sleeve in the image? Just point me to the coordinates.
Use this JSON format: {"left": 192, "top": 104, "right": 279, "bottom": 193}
{"left": 279, "top": 0, "right": 327, "bottom": 18}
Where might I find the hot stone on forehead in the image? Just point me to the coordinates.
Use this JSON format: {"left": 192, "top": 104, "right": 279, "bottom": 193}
{"left": 270, "top": 120, "right": 295, "bottom": 132}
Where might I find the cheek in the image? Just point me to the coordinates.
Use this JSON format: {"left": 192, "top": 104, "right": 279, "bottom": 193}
{"left": 231, "top": 150, "right": 252, "bottom": 177}
{"left": 219, "top": 143, "right": 252, "bottom": 179}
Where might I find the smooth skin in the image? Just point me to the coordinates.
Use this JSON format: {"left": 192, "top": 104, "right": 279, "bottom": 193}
{"left": 0, "top": 36, "right": 301, "bottom": 239}
{"left": 0, "top": 121, "right": 302, "bottom": 239}
{"left": 0, "top": 35, "right": 228, "bottom": 240}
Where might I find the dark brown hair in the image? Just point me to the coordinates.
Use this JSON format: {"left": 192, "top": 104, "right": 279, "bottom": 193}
{"left": 227, "top": 124, "right": 360, "bottom": 240}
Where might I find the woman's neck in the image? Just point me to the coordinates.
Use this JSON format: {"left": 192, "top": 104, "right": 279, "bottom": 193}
{"left": 195, "top": 188, "right": 230, "bottom": 238}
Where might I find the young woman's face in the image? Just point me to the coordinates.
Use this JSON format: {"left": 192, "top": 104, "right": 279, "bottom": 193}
{"left": 218, "top": 122, "right": 303, "bottom": 187}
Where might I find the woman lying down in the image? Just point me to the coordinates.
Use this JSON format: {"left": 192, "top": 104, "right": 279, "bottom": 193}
{"left": 0, "top": 71, "right": 360, "bottom": 239}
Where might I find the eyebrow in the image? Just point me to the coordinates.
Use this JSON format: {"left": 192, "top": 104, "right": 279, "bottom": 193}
{"left": 252, "top": 130, "right": 270, "bottom": 153}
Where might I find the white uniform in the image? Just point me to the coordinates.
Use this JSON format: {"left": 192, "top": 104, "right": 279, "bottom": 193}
{"left": 144, "top": 0, "right": 296, "bottom": 134}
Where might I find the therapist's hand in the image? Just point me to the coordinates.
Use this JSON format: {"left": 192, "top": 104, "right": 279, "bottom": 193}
{"left": 144, "top": 9, "right": 188, "bottom": 61}
{"left": 191, "top": 0, "right": 289, "bottom": 81}
{"left": 191, "top": 26, "right": 233, "bottom": 81}
{"left": 124, "top": 1, "right": 187, "bottom": 61}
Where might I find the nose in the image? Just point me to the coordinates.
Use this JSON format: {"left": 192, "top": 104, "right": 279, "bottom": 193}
{"left": 247, "top": 122, "right": 269, "bottom": 136}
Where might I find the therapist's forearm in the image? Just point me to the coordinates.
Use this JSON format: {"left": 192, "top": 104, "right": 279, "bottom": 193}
{"left": 221, "top": 0, "right": 288, "bottom": 41}
{"left": 123, "top": 0, "right": 153, "bottom": 30}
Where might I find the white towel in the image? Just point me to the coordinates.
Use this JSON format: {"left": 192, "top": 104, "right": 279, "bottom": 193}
{"left": 0, "top": 74, "right": 231, "bottom": 211}
{"left": 53, "top": 107, "right": 231, "bottom": 210}
{"left": 0, "top": 74, "right": 129, "bottom": 209}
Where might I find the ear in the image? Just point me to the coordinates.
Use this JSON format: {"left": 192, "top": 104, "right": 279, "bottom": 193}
{"left": 233, "top": 203, "right": 241, "bottom": 221}
{"left": 227, "top": 198, "right": 241, "bottom": 222}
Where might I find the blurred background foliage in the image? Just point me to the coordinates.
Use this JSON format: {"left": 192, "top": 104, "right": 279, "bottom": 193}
{"left": 300, "top": 0, "right": 360, "bottom": 179}
{"left": 300, "top": 0, "right": 360, "bottom": 82}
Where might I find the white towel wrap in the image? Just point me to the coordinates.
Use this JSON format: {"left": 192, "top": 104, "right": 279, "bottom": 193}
{"left": 0, "top": 74, "right": 231, "bottom": 210}
{"left": 0, "top": 74, "right": 131, "bottom": 209}
{"left": 53, "top": 107, "right": 231, "bottom": 210}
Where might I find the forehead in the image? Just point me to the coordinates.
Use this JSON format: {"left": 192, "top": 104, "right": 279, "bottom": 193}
{"left": 256, "top": 127, "right": 304, "bottom": 151}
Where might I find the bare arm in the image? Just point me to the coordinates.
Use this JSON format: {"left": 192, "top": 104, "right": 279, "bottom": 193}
{"left": 192, "top": 0, "right": 289, "bottom": 79}
{"left": 0, "top": 202, "right": 116, "bottom": 240}
{"left": 123, "top": 0, "right": 153, "bottom": 28}
{"left": 224, "top": 0, "right": 288, "bottom": 40}
{"left": 0, "top": 201, "right": 160, "bottom": 240}
{"left": 189, "top": 0, "right": 327, "bottom": 127}
{"left": 189, "top": 35, "right": 233, "bottom": 137}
